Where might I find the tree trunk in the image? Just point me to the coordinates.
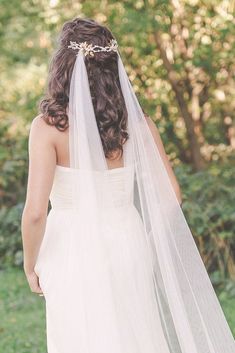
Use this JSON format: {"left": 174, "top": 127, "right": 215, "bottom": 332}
{"left": 153, "top": 31, "right": 206, "bottom": 170}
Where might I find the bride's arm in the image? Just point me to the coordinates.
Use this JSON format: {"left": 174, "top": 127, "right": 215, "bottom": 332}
{"left": 145, "top": 115, "right": 182, "bottom": 205}
{"left": 21, "top": 115, "right": 56, "bottom": 293}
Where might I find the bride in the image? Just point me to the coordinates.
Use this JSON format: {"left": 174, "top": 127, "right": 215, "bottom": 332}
{"left": 21, "top": 18, "right": 234, "bottom": 353}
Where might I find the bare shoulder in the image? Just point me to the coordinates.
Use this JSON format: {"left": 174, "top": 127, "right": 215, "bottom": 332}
{"left": 31, "top": 114, "right": 53, "bottom": 132}
{"left": 144, "top": 115, "right": 159, "bottom": 136}
{"left": 29, "top": 115, "right": 58, "bottom": 144}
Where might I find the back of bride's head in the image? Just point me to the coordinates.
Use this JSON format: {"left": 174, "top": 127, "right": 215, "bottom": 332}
{"left": 40, "top": 17, "right": 128, "bottom": 159}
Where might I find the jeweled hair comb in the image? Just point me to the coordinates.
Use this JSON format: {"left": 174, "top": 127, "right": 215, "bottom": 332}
{"left": 68, "top": 39, "right": 118, "bottom": 57}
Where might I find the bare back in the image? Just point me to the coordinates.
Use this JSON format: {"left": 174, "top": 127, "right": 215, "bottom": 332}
{"left": 53, "top": 122, "right": 125, "bottom": 170}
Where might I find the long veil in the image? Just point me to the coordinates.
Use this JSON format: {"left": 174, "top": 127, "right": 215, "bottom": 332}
{"left": 68, "top": 49, "right": 235, "bottom": 352}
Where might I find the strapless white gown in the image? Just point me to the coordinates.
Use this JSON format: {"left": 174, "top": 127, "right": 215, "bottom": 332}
{"left": 34, "top": 164, "right": 171, "bottom": 353}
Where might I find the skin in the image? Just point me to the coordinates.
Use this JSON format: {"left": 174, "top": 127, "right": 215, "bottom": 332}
{"left": 145, "top": 115, "right": 182, "bottom": 204}
{"left": 21, "top": 114, "right": 182, "bottom": 295}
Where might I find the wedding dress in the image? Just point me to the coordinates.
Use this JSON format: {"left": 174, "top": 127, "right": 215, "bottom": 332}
{"left": 34, "top": 40, "right": 235, "bottom": 353}
{"left": 35, "top": 163, "right": 173, "bottom": 353}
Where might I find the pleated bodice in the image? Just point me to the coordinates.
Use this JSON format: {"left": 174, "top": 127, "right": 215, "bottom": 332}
{"left": 49, "top": 165, "right": 135, "bottom": 210}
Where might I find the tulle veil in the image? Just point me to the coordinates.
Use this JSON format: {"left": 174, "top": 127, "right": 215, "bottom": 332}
{"left": 67, "top": 48, "right": 235, "bottom": 353}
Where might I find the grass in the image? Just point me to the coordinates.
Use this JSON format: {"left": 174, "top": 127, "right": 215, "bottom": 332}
{"left": 0, "top": 267, "right": 46, "bottom": 353}
{"left": 0, "top": 267, "right": 234, "bottom": 353}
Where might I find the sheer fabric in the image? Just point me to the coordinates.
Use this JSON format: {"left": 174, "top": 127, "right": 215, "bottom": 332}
{"left": 66, "top": 50, "right": 235, "bottom": 353}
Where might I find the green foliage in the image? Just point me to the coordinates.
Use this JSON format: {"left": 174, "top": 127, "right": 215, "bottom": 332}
{"left": 0, "top": 122, "right": 28, "bottom": 208}
{"left": 0, "top": 203, "right": 24, "bottom": 268}
{"left": 176, "top": 161, "right": 235, "bottom": 284}
{"left": 217, "top": 287, "right": 235, "bottom": 337}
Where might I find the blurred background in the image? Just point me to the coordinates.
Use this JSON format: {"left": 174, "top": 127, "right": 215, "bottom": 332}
{"left": 0, "top": 0, "right": 234, "bottom": 351}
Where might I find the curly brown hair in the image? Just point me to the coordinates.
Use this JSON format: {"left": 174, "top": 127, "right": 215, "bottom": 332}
{"left": 39, "top": 18, "right": 129, "bottom": 159}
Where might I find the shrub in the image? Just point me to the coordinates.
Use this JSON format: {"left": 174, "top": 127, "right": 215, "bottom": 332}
{"left": 176, "top": 161, "right": 235, "bottom": 288}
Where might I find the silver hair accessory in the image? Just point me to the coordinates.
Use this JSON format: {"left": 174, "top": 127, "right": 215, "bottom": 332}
{"left": 68, "top": 39, "right": 118, "bottom": 57}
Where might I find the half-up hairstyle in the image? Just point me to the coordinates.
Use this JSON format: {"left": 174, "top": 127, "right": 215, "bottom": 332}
{"left": 39, "top": 18, "right": 129, "bottom": 159}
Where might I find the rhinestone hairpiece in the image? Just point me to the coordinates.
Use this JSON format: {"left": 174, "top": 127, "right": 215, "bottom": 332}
{"left": 68, "top": 39, "right": 118, "bottom": 57}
